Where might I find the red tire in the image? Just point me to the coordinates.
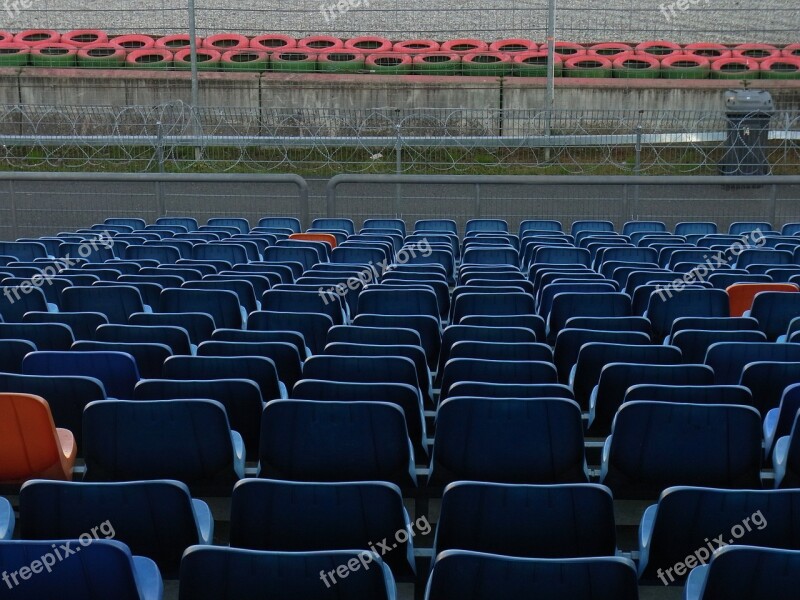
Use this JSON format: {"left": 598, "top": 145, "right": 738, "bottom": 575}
{"left": 635, "top": 40, "right": 681, "bottom": 57}
{"left": 783, "top": 44, "right": 800, "bottom": 58}
{"left": 297, "top": 35, "right": 343, "bottom": 51}
{"left": 710, "top": 57, "right": 759, "bottom": 79}
{"left": 250, "top": 34, "right": 297, "bottom": 52}
{"left": 684, "top": 43, "right": 732, "bottom": 59}
{"left": 540, "top": 41, "right": 586, "bottom": 58}
{"left": 394, "top": 39, "right": 440, "bottom": 53}
{"left": 413, "top": 51, "right": 461, "bottom": 74}
{"left": 0, "top": 42, "right": 30, "bottom": 66}
{"left": 126, "top": 48, "right": 173, "bottom": 69}
{"left": 110, "top": 35, "right": 155, "bottom": 50}
{"left": 155, "top": 34, "right": 203, "bottom": 51}
{"left": 203, "top": 33, "right": 250, "bottom": 51}
{"left": 733, "top": 43, "right": 780, "bottom": 62}
{"left": 345, "top": 36, "right": 392, "bottom": 53}
{"left": 174, "top": 47, "right": 222, "bottom": 70}
{"left": 612, "top": 53, "right": 659, "bottom": 69}
{"left": 513, "top": 51, "right": 562, "bottom": 77}
{"left": 563, "top": 55, "right": 612, "bottom": 77}
{"left": 365, "top": 52, "right": 413, "bottom": 74}
{"left": 0, "top": 32, "right": 13, "bottom": 44}
{"left": 14, "top": 30, "right": 60, "bottom": 45}
{"left": 441, "top": 39, "right": 489, "bottom": 54}
{"left": 660, "top": 54, "right": 711, "bottom": 79}
{"left": 489, "top": 38, "right": 537, "bottom": 53}
{"left": 29, "top": 43, "right": 78, "bottom": 67}
{"left": 588, "top": 42, "right": 633, "bottom": 57}
{"left": 760, "top": 56, "right": 800, "bottom": 78}
{"left": 62, "top": 29, "right": 108, "bottom": 47}
{"left": 77, "top": 43, "right": 127, "bottom": 68}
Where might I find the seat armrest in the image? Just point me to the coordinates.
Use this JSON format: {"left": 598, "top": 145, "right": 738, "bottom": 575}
{"left": 683, "top": 564, "right": 709, "bottom": 600}
{"left": 231, "top": 430, "right": 246, "bottom": 479}
{"left": 773, "top": 435, "right": 790, "bottom": 487}
{"left": 637, "top": 504, "right": 658, "bottom": 576}
{"left": 191, "top": 499, "right": 214, "bottom": 545}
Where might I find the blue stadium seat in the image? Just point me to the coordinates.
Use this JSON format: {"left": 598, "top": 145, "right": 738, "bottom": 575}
{"left": 670, "top": 315, "right": 760, "bottom": 336}
{"left": 624, "top": 384, "right": 753, "bottom": 406}
{"left": 207, "top": 217, "right": 249, "bottom": 233}
{"left": 440, "top": 359, "right": 558, "bottom": 402}
{"left": 0, "top": 539, "right": 162, "bottom": 600}
{"left": 327, "top": 324, "right": 421, "bottom": 349}
{"left": 684, "top": 545, "right": 800, "bottom": 600}
{"left": 571, "top": 220, "right": 615, "bottom": 236}
{"left": 198, "top": 340, "right": 302, "bottom": 391}
{"left": 601, "top": 402, "right": 763, "bottom": 498}
{"left": 257, "top": 217, "right": 301, "bottom": 233}
{"left": 259, "top": 400, "right": 415, "bottom": 487}
{"left": 675, "top": 222, "right": 717, "bottom": 235}
{"left": 312, "top": 218, "right": 355, "bottom": 235}
{"left": 415, "top": 219, "right": 457, "bottom": 234}
{"left": 425, "top": 550, "right": 637, "bottom": 600}
{"left": 645, "top": 288, "right": 730, "bottom": 341}
{"left": 431, "top": 398, "right": 587, "bottom": 485}
{"left": 435, "top": 481, "right": 615, "bottom": 558}
{"left": 729, "top": 221, "right": 772, "bottom": 235}
{"left": 71, "top": 340, "right": 169, "bottom": 380}
{"left": 705, "top": 341, "right": 800, "bottom": 384}
{"left": 230, "top": 479, "right": 415, "bottom": 577}
{"left": 747, "top": 291, "right": 800, "bottom": 340}
{"left": 106, "top": 218, "right": 146, "bottom": 229}
{"left": 19, "top": 479, "right": 212, "bottom": 572}
{"left": 0, "top": 496, "right": 12, "bottom": 540}
{"left": 357, "top": 287, "right": 439, "bottom": 321}
{"left": 163, "top": 354, "right": 284, "bottom": 401}
{"left": 22, "top": 311, "right": 107, "bottom": 341}
{"left": 156, "top": 217, "right": 198, "bottom": 231}
{"left": 449, "top": 340, "right": 551, "bottom": 363}
{"left": 160, "top": 288, "right": 242, "bottom": 330}
{"left": 96, "top": 323, "right": 191, "bottom": 356}
{"left": 452, "top": 292, "right": 534, "bottom": 324}
{"left": 0, "top": 286, "right": 49, "bottom": 322}
{"left": 538, "top": 282, "right": 617, "bottom": 318}
{"left": 739, "top": 361, "right": 800, "bottom": 415}
{"left": 639, "top": 486, "right": 799, "bottom": 584}
{"left": 126, "top": 244, "right": 181, "bottom": 264}
{"left": 765, "top": 383, "right": 800, "bottom": 457}
{"left": 179, "top": 547, "right": 394, "bottom": 600}
{"left": 672, "top": 329, "right": 767, "bottom": 363}
{"left": 589, "top": 364, "right": 715, "bottom": 434}
{"left": 364, "top": 218, "right": 407, "bottom": 236}
{"left": 0, "top": 241, "right": 48, "bottom": 261}
{"left": 554, "top": 329, "right": 650, "bottom": 383}
{"left": 83, "top": 399, "right": 244, "bottom": 488}
{"left": 22, "top": 350, "right": 138, "bottom": 399}
{"left": 547, "top": 292, "right": 631, "bottom": 341}
{"left": 623, "top": 221, "right": 666, "bottom": 236}
{"left": 0, "top": 322, "right": 72, "bottom": 351}
{"left": 249, "top": 310, "right": 333, "bottom": 355}
{"left": 773, "top": 411, "right": 800, "bottom": 487}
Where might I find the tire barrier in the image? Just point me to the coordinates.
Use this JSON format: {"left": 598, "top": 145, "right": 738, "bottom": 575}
{"left": 110, "top": 35, "right": 155, "bottom": 50}
{"left": 155, "top": 35, "right": 203, "bottom": 51}
{"left": 394, "top": 40, "right": 440, "bottom": 53}
{"left": 710, "top": 57, "right": 759, "bottom": 79}
{"left": 14, "top": 30, "right": 60, "bottom": 45}
{"left": 489, "top": 39, "right": 537, "bottom": 54}
{"left": 250, "top": 34, "right": 296, "bottom": 52}
{"left": 271, "top": 50, "right": 317, "bottom": 72}
{"left": 77, "top": 43, "right": 127, "bottom": 68}
{"left": 733, "top": 43, "right": 781, "bottom": 62}
{"left": 564, "top": 55, "right": 612, "bottom": 77}
{"left": 514, "top": 51, "right": 560, "bottom": 77}
{"left": 29, "top": 43, "right": 78, "bottom": 68}
{"left": 635, "top": 40, "right": 681, "bottom": 57}
{"left": 543, "top": 41, "right": 586, "bottom": 58}
{"left": 344, "top": 36, "right": 392, "bottom": 53}
{"left": 125, "top": 48, "right": 173, "bottom": 70}
{"left": 782, "top": 44, "right": 800, "bottom": 58}
{"left": 0, "top": 43, "right": 30, "bottom": 67}
{"left": 317, "top": 50, "right": 366, "bottom": 73}
{"left": 365, "top": 53, "right": 413, "bottom": 75}
{"left": 297, "top": 36, "right": 343, "bottom": 51}
{"left": 462, "top": 51, "right": 512, "bottom": 76}
{"left": 174, "top": 48, "right": 222, "bottom": 70}
{"left": 441, "top": 39, "right": 489, "bottom": 54}
{"left": 588, "top": 42, "right": 633, "bottom": 58}
{"left": 62, "top": 30, "right": 108, "bottom": 47}
{"left": 203, "top": 34, "right": 250, "bottom": 51}
{"left": 220, "top": 49, "right": 269, "bottom": 72}
{"left": 413, "top": 51, "right": 461, "bottom": 75}
{"left": 684, "top": 43, "right": 732, "bottom": 60}
{"left": 612, "top": 54, "right": 660, "bottom": 78}
{"left": 660, "top": 54, "right": 711, "bottom": 79}
{"left": 760, "top": 56, "right": 800, "bottom": 79}
{"left": 0, "top": 32, "right": 12, "bottom": 44}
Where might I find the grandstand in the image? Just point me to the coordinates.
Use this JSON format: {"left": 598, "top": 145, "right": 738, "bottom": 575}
{"left": 0, "top": 216, "right": 800, "bottom": 598}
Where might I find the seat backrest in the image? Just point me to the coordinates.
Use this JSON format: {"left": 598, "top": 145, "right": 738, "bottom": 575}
{"left": 22, "top": 350, "right": 139, "bottom": 399}
{"left": 750, "top": 290, "right": 800, "bottom": 339}
{"left": 727, "top": 283, "right": 798, "bottom": 317}
{"left": 705, "top": 341, "right": 800, "bottom": 384}
{"left": 161, "top": 288, "right": 243, "bottom": 330}
{"left": 646, "top": 288, "right": 730, "bottom": 340}
{"left": 553, "top": 329, "right": 651, "bottom": 384}
{"left": 22, "top": 311, "right": 108, "bottom": 341}
{"left": 740, "top": 361, "right": 800, "bottom": 414}
{"left": 548, "top": 292, "right": 632, "bottom": 341}
{"left": 163, "top": 355, "right": 282, "bottom": 400}
{"left": 0, "top": 285, "right": 49, "bottom": 322}
{"left": 672, "top": 329, "right": 767, "bottom": 363}
{"left": 440, "top": 358, "right": 558, "bottom": 401}
{"left": 198, "top": 340, "right": 302, "bottom": 390}
{"left": 624, "top": 384, "right": 753, "bottom": 406}
{"left": 249, "top": 311, "right": 333, "bottom": 355}
{"left": 96, "top": 323, "right": 191, "bottom": 356}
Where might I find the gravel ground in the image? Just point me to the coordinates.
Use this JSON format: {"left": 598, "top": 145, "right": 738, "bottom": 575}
{"left": 3, "top": 0, "right": 797, "bottom": 45}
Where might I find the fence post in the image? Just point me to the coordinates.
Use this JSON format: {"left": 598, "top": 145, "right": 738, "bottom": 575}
{"left": 545, "top": 0, "right": 557, "bottom": 161}
{"left": 633, "top": 125, "right": 643, "bottom": 213}
{"left": 8, "top": 178, "right": 17, "bottom": 240}
{"left": 188, "top": 0, "right": 201, "bottom": 161}
{"left": 395, "top": 114, "right": 402, "bottom": 216}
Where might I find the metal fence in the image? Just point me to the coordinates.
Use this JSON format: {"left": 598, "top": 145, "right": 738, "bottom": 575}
{"left": 7, "top": 1, "right": 798, "bottom": 44}
{"left": 0, "top": 104, "right": 798, "bottom": 175}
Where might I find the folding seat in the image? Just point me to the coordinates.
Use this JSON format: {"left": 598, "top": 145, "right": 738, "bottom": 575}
{"left": 553, "top": 329, "right": 650, "bottom": 383}
{"left": 304, "top": 353, "right": 423, "bottom": 402}
{"left": 571, "top": 342, "right": 681, "bottom": 410}
{"left": 415, "top": 218, "right": 457, "bottom": 234}
{"left": 106, "top": 217, "right": 147, "bottom": 229}
{"left": 645, "top": 288, "right": 729, "bottom": 341}
{"left": 191, "top": 242, "right": 247, "bottom": 266}
{"left": 435, "top": 481, "right": 615, "bottom": 558}
{"left": 230, "top": 479, "right": 415, "bottom": 577}
{"left": 163, "top": 353, "right": 283, "bottom": 400}
{"left": 58, "top": 242, "right": 115, "bottom": 263}
{"left": 263, "top": 288, "right": 344, "bottom": 326}
{"left": 380, "top": 279, "right": 450, "bottom": 319}
{"left": 548, "top": 292, "right": 632, "bottom": 342}
{"left": 180, "top": 546, "right": 393, "bottom": 600}
{"left": 463, "top": 218, "right": 506, "bottom": 234}
{"left": 451, "top": 291, "right": 535, "bottom": 325}
{"left": 705, "top": 341, "right": 800, "bottom": 384}
{"left": 70, "top": 340, "right": 169, "bottom": 380}
{"left": 461, "top": 247, "right": 517, "bottom": 267}
{"left": 0, "top": 538, "right": 162, "bottom": 600}
{"left": 597, "top": 246, "right": 658, "bottom": 267}
{"left": 126, "top": 314, "right": 212, "bottom": 354}
{"left": 230, "top": 263, "right": 294, "bottom": 284}
{"left": 625, "top": 384, "right": 753, "bottom": 406}
{"left": 330, "top": 245, "right": 386, "bottom": 265}
{"left": 327, "top": 324, "right": 421, "bottom": 348}
{"left": 538, "top": 282, "right": 617, "bottom": 318}
{"left": 353, "top": 313, "right": 440, "bottom": 370}
{"left": 571, "top": 220, "right": 615, "bottom": 236}
{"left": 746, "top": 290, "right": 800, "bottom": 340}
{"left": 623, "top": 269, "right": 676, "bottom": 294}
{"left": 622, "top": 221, "right": 666, "bottom": 236}
{"left": 357, "top": 287, "right": 439, "bottom": 322}
{"left": 601, "top": 261, "right": 658, "bottom": 281}
{"left": 729, "top": 221, "right": 772, "bottom": 235}
{"left": 0, "top": 392, "right": 76, "bottom": 482}
{"left": 782, "top": 223, "right": 800, "bottom": 236}
{"left": 21, "top": 310, "right": 105, "bottom": 341}
{"left": 601, "top": 402, "right": 762, "bottom": 499}
{"left": 676, "top": 222, "right": 717, "bottom": 235}
{"left": 707, "top": 272, "right": 771, "bottom": 289}
{"left": 520, "top": 220, "right": 563, "bottom": 234}
{"left": 431, "top": 398, "right": 586, "bottom": 485}
{"left": 154, "top": 217, "right": 197, "bottom": 231}
{"left": 664, "top": 249, "right": 709, "bottom": 270}
{"left": 0, "top": 322, "right": 73, "bottom": 351}
{"left": 765, "top": 267, "right": 800, "bottom": 282}
{"left": 198, "top": 340, "right": 301, "bottom": 391}
{"left": 0, "top": 497, "right": 12, "bottom": 539}
{"left": 93, "top": 323, "right": 190, "bottom": 356}
{"left": 437, "top": 324, "right": 538, "bottom": 377}
{"left": 310, "top": 218, "right": 354, "bottom": 235}
{"left": 23, "top": 350, "right": 138, "bottom": 399}
{"left": 448, "top": 381, "right": 574, "bottom": 399}
{"left": 440, "top": 356, "right": 557, "bottom": 402}
{"left": 0, "top": 241, "right": 48, "bottom": 261}
{"left": 363, "top": 218, "right": 406, "bottom": 235}
{"left": 670, "top": 315, "right": 759, "bottom": 337}
{"left": 727, "top": 282, "right": 796, "bottom": 316}
{"left": 206, "top": 217, "right": 249, "bottom": 233}
{"left": 249, "top": 310, "right": 333, "bottom": 355}
{"left": 257, "top": 217, "right": 301, "bottom": 233}
{"left": 764, "top": 383, "right": 800, "bottom": 457}
{"left": 671, "top": 329, "right": 767, "bottom": 363}
{"left": 59, "top": 285, "right": 145, "bottom": 325}
{"left": 259, "top": 400, "right": 415, "bottom": 486}
{"left": 403, "top": 249, "right": 455, "bottom": 284}
{"left": 734, "top": 361, "right": 800, "bottom": 415}
{"left": 685, "top": 545, "right": 800, "bottom": 600}
{"left": 532, "top": 246, "right": 591, "bottom": 267}
{"left": 589, "top": 364, "right": 715, "bottom": 435}
{"left": 564, "top": 315, "right": 651, "bottom": 335}
{"left": 449, "top": 340, "right": 551, "bottom": 363}
{"left": 0, "top": 285, "right": 49, "bottom": 322}
{"left": 20, "top": 479, "right": 212, "bottom": 573}
{"left": 159, "top": 287, "right": 242, "bottom": 330}
{"left": 642, "top": 486, "right": 800, "bottom": 585}
{"left": 125, "top": 244, "right": 181, "bottom": 264}
{"left": 736, "top": 248, "right": 793, "bottom": 270}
